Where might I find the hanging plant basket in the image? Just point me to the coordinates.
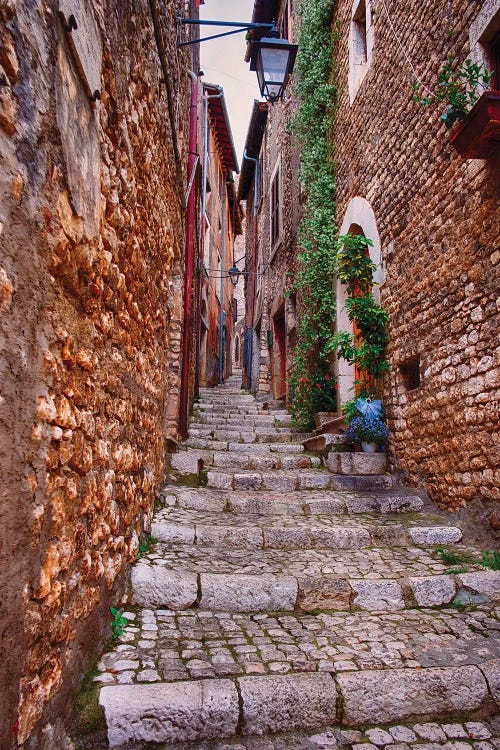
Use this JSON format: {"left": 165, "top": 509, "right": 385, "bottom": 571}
{"left": 450, "top": 91, "right": 500, "bottom": 159}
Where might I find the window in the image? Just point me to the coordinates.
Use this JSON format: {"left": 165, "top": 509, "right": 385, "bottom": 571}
{"left": 279, "top": 0, "right": 291, "bottom": 41}
{"left": 470, "top": 6, "right": 500, "bottom": 89}
{"left": 348, "top": 0, "right": 374, "bottom": 103}
{"left": 399, "top": 357, "right": 421, "bottom": 392}
{"left": 232, "top": 298, "right": 238, "bottom": 323}
{"left": 270, "top": 161, "right": 281, "bottom": 252}
{"left": 489, "top": 30, "right": 500, "bottom": 88}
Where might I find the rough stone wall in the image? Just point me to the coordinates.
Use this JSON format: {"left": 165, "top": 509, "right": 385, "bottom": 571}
{"left": 0, "top": 0, "right": 191, "bottom": 745}
{"left": 243, "top": 40, "right": 302, "bottom": 399}
{"left": 332, "top": 0, "right": 500, "bottom": 512}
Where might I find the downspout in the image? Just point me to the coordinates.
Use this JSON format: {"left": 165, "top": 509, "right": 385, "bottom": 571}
{"left": 243, "top": 149, "right": 259, "bottom": 392}
{"left": 219, "top": 189, "right": 227, "bottom": 384}
{"left": 179, "top": 69, "right": 199, "bottom": 439}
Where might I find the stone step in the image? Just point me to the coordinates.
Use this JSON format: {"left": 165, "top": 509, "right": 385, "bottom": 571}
{"left": 130, "top": 544, "right": 498, "bottom": 612}
{"left": 151, "top": 507, "right": 463, "bottom": 551}
{"left": 205, "top": 468, "right": 395, "bottom": 492}
{"left": 326, "top": 451, "right": 387, "bottom": 476}
{"left": 160, "top": 486, "right": 426, "bottom": 516}
{"left": 207, "top": 451, "right": 317, "bottom": 471}
{"left": 303, "top": 433, "right": 347, "bottom": 452}
{"left": 97, "top": 606, "right": 500, "bottom": 746}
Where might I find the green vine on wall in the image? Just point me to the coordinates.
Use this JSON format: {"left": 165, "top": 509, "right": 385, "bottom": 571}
{"left": 330, "top": 233, "right": 389, "bottom": 383}
{"left": 289, "top": 0, "right": 338, "bottom": 430}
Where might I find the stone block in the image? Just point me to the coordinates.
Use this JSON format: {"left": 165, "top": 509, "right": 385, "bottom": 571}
{"left": 458, "top": 571, "right": 500, "bottom": 602}
{"left": 338, "top": 665, "right": 489, "bottom": 725}
{"left": 131, "top": 564, "right": 198, "bottom": 609}
{"left": 207, "top": 471, "right": 233, "bottom": 490}
{"left": 174, "top": 489, "right": 227, "bottom": 512}
{"left": 199, "top": 573, "right": 298, "bottom": 612}
{"left": 409, "top": 526, "right": 463, "bottom": 545}
{"left": 304, "top": 498, "right": 345, "bottom": 515}
{"left": 298, "top": 576, "right": 352, "bottom": 611}
{"left": 99, "top": 680, "right": 239, "bottom": 747}
{"left": 311, "top": 526, "right": 370, "bottom": 550}
{"left": 351, "top": 580, "right": 405, "bottom": 611}
{"left": 170, "top": 452, "right": 203, "bottom": 475}
{"left": 409, "top": 575, "right": 456, "bottom": 606}
{"left": 480, "top": 658, "right": 500, "bottom": 705}
{"left": 151, "top": 521, "right": 194, "bottom": 545}
{"left": 326, "top": 452, "right": 387, "bottom": 476}
{"left": 196, "top": 525, "right": 263, "bottom": 549}
{"left": 233, "top": 473, "right": 262, "bottom": 490}
{"left": 261, "top": 472, "right": 298, "bottom": 491}
{"left": 299, "top": 473, "right": 332, "bottom": 490}
{"left": 238, "top": 673, "right": 337, "bottom": 735}
{"left": 263, "top": 527, "right": 312, "bottom": 549}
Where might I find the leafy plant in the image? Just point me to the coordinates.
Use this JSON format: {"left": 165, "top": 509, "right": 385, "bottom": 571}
{"left": 329, "top": 234, "right": 389, "bottom": 384}
{"left": 137, "top": 534, "right": 158, "bottom": 560}
{"left": 297, "top": 371, "right": 338, "bottom": 414}
{"left": 480, "top": 549, "right": 500, "bottom": 570}
{"left": 414, "top": 56, "right": 492, "bottom": 128}
{"left": 435, "top": 546, "right": 469, "bottom": 566}
{"left": 288, "top": 0, "right": 338, "bottom": 431}
{"left": 110, "top": 607, "right": 127, "bottom": 641}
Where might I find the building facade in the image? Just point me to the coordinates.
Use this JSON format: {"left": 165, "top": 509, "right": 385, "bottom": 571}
{"left": 240, "top": 0, "right": 499, "bottom": 519}
{"left": 198, "top": 84, "right": 240, "bottom": 388}
{"left": 0, "top": 0, "right": 217, "bottom": 745}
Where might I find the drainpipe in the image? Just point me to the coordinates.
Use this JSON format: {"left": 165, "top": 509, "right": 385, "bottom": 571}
{"left": 219, "top": 191, "right": 227, "bottom": 384}
{"left": 243, "top": 149, "right": 259, "bottom": 392}
{"left": 179, "top": 69, "right": 200, "bottom": 439}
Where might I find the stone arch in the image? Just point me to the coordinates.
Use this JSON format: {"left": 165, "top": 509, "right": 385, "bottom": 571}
{"left": 336, "top": 196, "right": 384, "bottom": 405}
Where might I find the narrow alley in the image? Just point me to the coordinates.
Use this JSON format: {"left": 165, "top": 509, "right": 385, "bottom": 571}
{"left": 94, "top": 375, "right": 500, "bottom": 748}
{"left": 0, "top": 0, "right": 499, "bottom": 747}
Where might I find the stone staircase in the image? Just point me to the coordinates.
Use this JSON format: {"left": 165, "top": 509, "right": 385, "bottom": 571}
{"left": 94, "top": 372, "right": 500, "bottom": 749}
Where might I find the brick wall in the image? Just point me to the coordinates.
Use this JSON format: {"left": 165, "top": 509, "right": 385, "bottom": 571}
{"left": 332, "top": 0, "right": 500, "bottom": 513}
{"left": 0, "top": 0, "right": 192, "bottom": 744}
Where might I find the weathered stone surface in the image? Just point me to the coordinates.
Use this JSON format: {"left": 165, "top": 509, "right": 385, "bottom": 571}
{"left": 351, "top": 580, "right": 405, "bottom": 611}
{"left": 131, "top": 565, "right": 198, "bottom": 609}
{"left": 151, "top": 521, "right": 195, "bottom": 545}
{"left": 199, "top": 573, "right": 298, "bottom": 612}
{"left": 458, "top": 571, "right": 500, "bottom": 602}
{"left": 207, "top": 471, "right": 234, "bottom": 490}
{"left": 238, "top": 674, "right": 337, "bottom": 735}
{"left": 171, "top": 452, "right": 203, "bottom": 476}
{"left": 326, "top": 452, "right": 387, "bottom": 476}
{"left": 480, "top": 658, "right": 500, "bottom": 705}
{"left": 298, "top": 576, "right": 352, "bottom": 611}
{"left": 99, "top": 680, "right": 239, "bottom": 747}
{"left": 196, "top": 525, "right": 263, "bottom": 549}
{"left": 409, "top": 527, "right": 463, "bottom": 545}
{"left": 338, "top": 665, "right": 489, "bottom": 725}
{"left": 233, "top": 473, "right": 263, "bottom": 490}
{"left": 409, "top": 575, "right": 456, "bottom": 607}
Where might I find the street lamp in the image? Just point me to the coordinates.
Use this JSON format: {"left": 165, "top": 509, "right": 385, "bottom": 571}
{"left": 250, "top": 25, "right": 298, "bottom": 103}
{"left": 177, "top": 18, "right": 298, "bottom": 103}
{"left": 228, "top": 264, "right": 241, "bottom": 286}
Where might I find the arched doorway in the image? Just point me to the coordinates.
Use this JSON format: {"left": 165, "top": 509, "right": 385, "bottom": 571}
{"left": 336, "top": 197, "right": 383, "bottom": 405}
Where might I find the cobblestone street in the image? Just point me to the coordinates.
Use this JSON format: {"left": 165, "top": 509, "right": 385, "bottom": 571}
{"left": 90, "top": 375, "right": 500, "bottom": 748}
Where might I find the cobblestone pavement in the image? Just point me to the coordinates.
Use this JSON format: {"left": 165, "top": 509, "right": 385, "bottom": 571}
{"left": 95, "top": 606, "right": 500, "bottom": 686}
{"left": 88, "top": 374, "right": 500, "bottom": 749}
{"left": 138, "top": 544, "right": 483, "bottom": 578}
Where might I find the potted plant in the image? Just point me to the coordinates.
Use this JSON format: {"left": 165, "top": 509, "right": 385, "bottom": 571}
{"left": 295, "top": 371, "right": 338, "bottom": 430}
{"left": 344, "top": 397, "right": 389, "bottom": 453}
{"left": 414, "top": 57, "right": 500, "bottom": 158}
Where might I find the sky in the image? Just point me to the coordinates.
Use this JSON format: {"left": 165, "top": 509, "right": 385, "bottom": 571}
{"left": 199, "top": 0, "right": 261, "bottom": 170}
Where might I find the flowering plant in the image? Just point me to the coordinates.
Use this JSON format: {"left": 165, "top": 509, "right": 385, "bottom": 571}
{"left": 293, "top": 370, "right": 338, "bottom": 429}
{"left": 344, "top": 397, "right": 388, "bottom": 446}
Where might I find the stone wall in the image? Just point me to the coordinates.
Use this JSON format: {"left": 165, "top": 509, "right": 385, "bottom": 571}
{"left": 332, "top": 0, "right": 500, "bottom": 513}
{"left": 0, "top": 0, "right": 192, "bottom": 745}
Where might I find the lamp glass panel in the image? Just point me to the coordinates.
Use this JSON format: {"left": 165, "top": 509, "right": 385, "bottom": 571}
{"left": 259, "top": 46, "right": 289, "bottom": 84}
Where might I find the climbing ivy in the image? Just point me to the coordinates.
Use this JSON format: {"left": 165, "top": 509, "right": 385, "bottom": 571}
{"left": 289, "top": 0, "right": 338, "bottom": 430}
{"left": 330, "top": 233, "right": 389, "bottom": 382}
